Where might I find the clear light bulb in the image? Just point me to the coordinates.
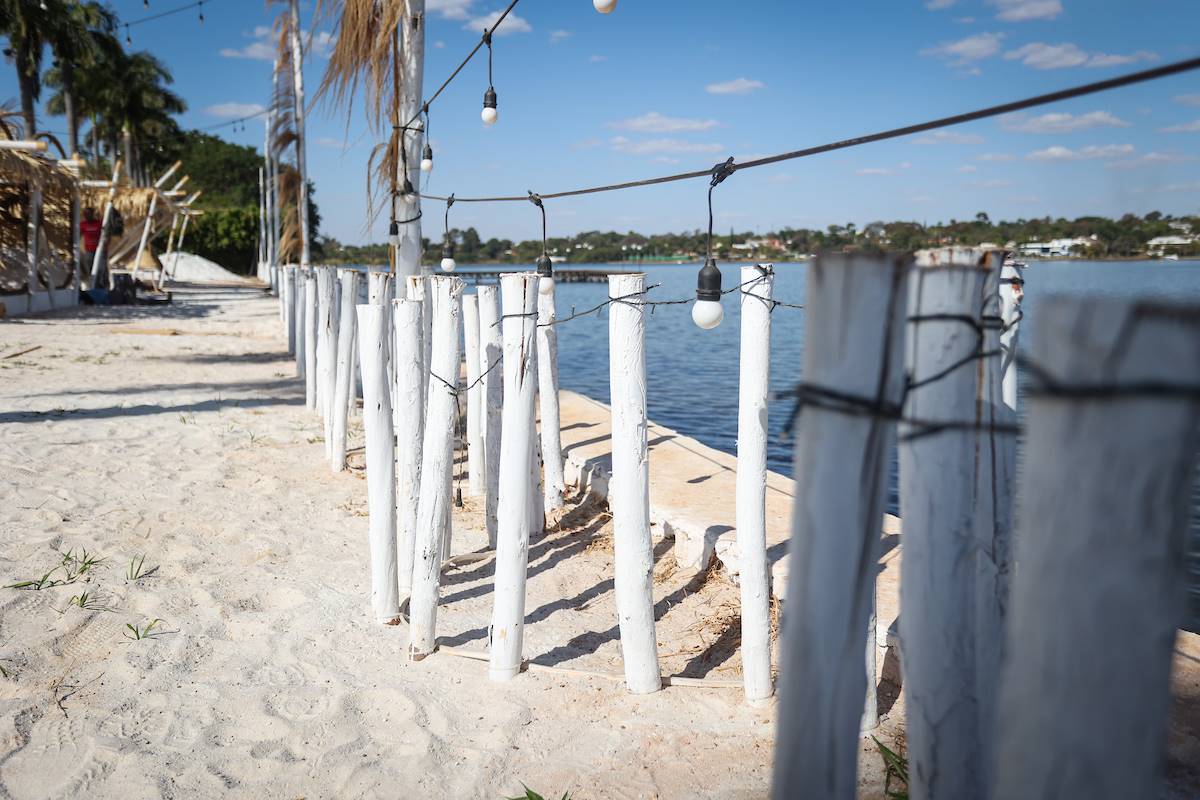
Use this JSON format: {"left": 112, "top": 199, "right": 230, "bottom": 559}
{"left": 538, "top": 276, "right": 555, "bottom": 295}
{"left": 593, "top": 0, "right": 617, "bottom": 12}
{"left": 481, "top": 106, "right": 498, "bottom": 125}
{"left": 691, "top": 300, "right": 724, "bottom": 330}
{"left": 440, "top": 257, "right": 457, "bottom": 272}
{"left": 420, "top": 158, "right": 433, "bottom": 172}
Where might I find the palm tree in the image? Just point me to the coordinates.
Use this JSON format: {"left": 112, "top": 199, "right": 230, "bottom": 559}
{"left": 42, "top": 2, "right": 116, "bottom": 156}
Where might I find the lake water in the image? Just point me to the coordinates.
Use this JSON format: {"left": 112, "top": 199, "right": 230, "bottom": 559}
{"left": 483, "top": 258, "right": 1200, "bottom": 631}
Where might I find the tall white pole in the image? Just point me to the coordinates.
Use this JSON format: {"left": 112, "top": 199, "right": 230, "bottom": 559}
{"left": 26, "top": 186, "right": 42, "bottom": 300}
{"left": 167, "top": 212, "right": 190, "bottom": 285}
{"left": 395, "top": 2, "right": 425, "bottom": 282}
{"left": 489, "top": 273, "right": 540, "bottom": 681}
{"left": 537, "top": 280, "right": 565, "bottom": 514}
{"left": 991, "top": 295, "right": 1200, "bottom": 800}
{"left": 288, "top": 0, "right": 311, "bottom": 274}
{"left": 91, "top": 158, "right": 121, "bottom": 288}
{"left": 257, "top": 165, "right": 267, "bottom": 283}
{"left": 131, "top": 192, "right": 158, "bottom": 284}
{"left": 331, "top": 270, "right": 359, "bottom": 472}
{"left": 735, "top": 265, "right": 775, "bottom": 706}
{"left": 998, "top": 261, "right": 1024, "bottom": 412}
{"left": 477, "top": 284, "right": 503, "bottom": 549}
{"left": 317, "top": 268, "right": 337, "bottom": 436}
{"left": 607, "top": 272, "right": 661, "bottom": 695}
{"left": 771, "top": 254, "right": 910, "bottom": 799}
{"left": 407, "top": 275, "right": 465, "bottom": 659}
{"left": 393, "top": 296, "right": 424, "bottom": 598}
{"left": 304, "top": 273, "right": 317, "bottom": 407}
{"left": 463, "top": 294, "right": 485, "bottom": 496}
{"left": 899, "top": 247, "right": 991, "bottom": 800}
{"left": 284, "top": 267, "right": 296, "bottom": 355}
{"left": 357, "top": 302, "right": 400, "bottom": 623}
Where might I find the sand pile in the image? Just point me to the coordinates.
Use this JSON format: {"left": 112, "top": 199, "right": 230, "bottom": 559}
{"left": 166, "top": 252, "right": 248, "bottom": 283}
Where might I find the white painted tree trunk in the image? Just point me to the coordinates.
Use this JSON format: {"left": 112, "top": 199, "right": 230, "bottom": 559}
{"left": 537, "top": 281, "right": 565, "bottom": 514}
{"left": 735, "top": 265, "right": 775, "bottom": 706}
{"left": 488, "top": 273, "right": 540, "bottom": 681}
{"left": 331, "top": 270, "right": 359, "bottom": 472}
{"left": 998, "top": 261, "right": 1024, "bottom": 413}
{"left": 607, "top": 272, "right": 662, "bottom": 695}
{"left": 257, "top": 165, "right": 267, "bottom": 285}
{"left": 288, "top": 0, "right": 311, "bottom": 272}
{"left": 407, "top": 275, "right": 465, "bottom": 658}
{"left": 477, "top": 285, "right": 503, "bottom": 549}
{"left": 26, "top": 187, "right": 41, "bottom": 298}
{"left": 395, "top": 2, "right": 425, "bottom": 282}
{"left": 991, "top": 294, "right": 1200, "bottom": 800}
{"left": 357, "top": 303, "right": 400, "bottom": 623}
{"left": 974, "top": 251, "right": 1016, "bottom": 789}
{"left": 771, "top": 254, "right": 909, "bottom": 800}
{"left": 305, "top": 273, "right": 318, "bottom": 408}
{"left": 463, "top": 294, "right": 485, "bottom": 496}
{"left": 91, "top": 159, "right": 121, "bottom": 288}
{"left": 899, "top": 247, "right": 992, "bottom": 800}
{"left": 393, "top": 297, "right": 424, "bottom": 598}
{"left": 285, "top": 267, "right": 296, "bottom": 356}
{"left": 318, "top": 270, "right": 339, "bottom": 453}
{"left": 295, "top": 269, "right": 307, "bottom": 380}
{"left": 131, "top": 192, "right": 157, "bottom": 284}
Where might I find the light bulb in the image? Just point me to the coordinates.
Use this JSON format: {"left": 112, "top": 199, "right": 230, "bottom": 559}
{"left": 691, "top": 300, "right": 724, "bottom": 330}
{"left": 482, "top": 87, "right": 498, "bottom": 125}
{"left": 420, "top": 158, "right": 433, "bottom": 172}
{"left": 593, "top": 0, "right": 617, "bottom": 12}
{"left": 481, "top": 106, "right": 498, "bottom": 125}
{"left": 440, "top": 257, "right": 457, "bottom": 272}
{"left": 538, "top": 276, "right": 555, "bottom": 295}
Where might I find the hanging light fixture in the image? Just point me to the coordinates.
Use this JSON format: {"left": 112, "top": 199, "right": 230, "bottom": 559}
{"left": 593, "top": 0, "right": 617, "bottom": 13}
{"left": 198, "top": 1, "right": 205, "bottom": 24}
{"left": 528, "top": 192, "right": 554, "bottom": 295}
{"left": 692, "top": 157, "right": 736, "bottom": 330}
{"left": 420, "top": 107, "right": 434, "bottom": 172}
{"left": 125, "top": 24, "right": 132, "bottom": 45}
{"left": 441, "top": 194, "right": 457, "bottom": 272}
{"left": 481, "top": 31, "right": 498, "bottom": 125}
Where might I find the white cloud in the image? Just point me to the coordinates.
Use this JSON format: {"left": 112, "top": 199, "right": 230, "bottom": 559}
{"left": 971, "top": 178, "right": 1013, "bottom": 187}
{"left": 610, "top": 136, "right": 723, "bottom": 156}
{"left": 1001, "top": 111, "right": 1130, "bottom": 133}
{"left": 1026, "top": 144, "right": 1135, "bottom": 161}
{"left": 926, "top": 0, "right": 957, "bottom": 8}
{"left": 913, "top": 130, "right": 985, "bottom": 144}
{"left": 589, "top": 54, "right": 607, "bottom": 63}
{"left": 958, "top": 164, "right": 978, "bottom": 173}
{"left": 427, "top": 0, "right": 474, "bottom": 19}
{"left": 1005, "top": 42, "right": 1158, "bottom": 70}
{"left": 977, "top": 152, "right": 1016, "bottom": 162}
{"left": 856, "top": 167, "right": 894, "bottom": 175}
{"left": 316, "top": 136, "right": 349, "bottom": 149}
{"left": 463, "top": 11, "right": 531, "bottom": 36}
{"left": 221, "top": 25, "right": 333, "bottom": 60}
{"left": 705, "top": 78, "right": 765, "bottom": 95}
{"left": 608, "top": 112, "right": 719, "bottom": 133}
{"left": 206, "top": 102, "right": 265, "bottom": 118}
{"left": 921, "top": 32, "right": 1005, "bottom": 67}
{"left": 1173, "top": 94, "right": 1200, "bottom": 107}
{"left": 652, "top": 156, "right": 681, "bottom": 164}
{"left": 310, "top": 31, "right": 335, "bottom": 58}
{"left": 549, "top": 29, "right": 571, "bottom": 44}
{"left": 1107, "top": 152, "right": 1196, "bottom": 169}
{"left": 990, "top": 0, "right": 1062, "bottom": 21}
{"left": 1159, "top": 119, "right": 1200, "bottom": 133}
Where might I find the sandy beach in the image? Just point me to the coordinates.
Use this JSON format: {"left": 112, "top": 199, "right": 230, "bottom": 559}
{"left": 0, "top": 283, "right": 798, "bottom": 799}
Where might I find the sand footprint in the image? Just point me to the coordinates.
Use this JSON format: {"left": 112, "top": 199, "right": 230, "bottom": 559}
{"left": 0, "top": 716, "right": 110, "bottom": 800}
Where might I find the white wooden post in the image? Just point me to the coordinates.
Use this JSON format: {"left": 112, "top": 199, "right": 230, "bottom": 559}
{"left": 357, "top": 302, "right": 400, "bottom": 623}
{"left": 166, "top": 211, "right": 190, "bottom": 285}
{"left": 393, "top": 297, "right": 424, "bottom": 598}
{"left": 463, "top": 294, "right": 485, "bottom": 496}
{"left": 488, "top": 273, "right": 540, "bottom": 681}
{"left": 26, "top": 185, "right": 42, "bottom": 299}
{"left": 91, "top": 159, "right": 121, "bottom": 288}
{"left": 899, "top": 247, "right": 991, "bottom": 800}
{"left": 771, "top": 254, "right": 910, "bottom": 799}
{"left": 304, "top": 272, "right": 317, "bottom": 408}
{"left": 331, "top": 270, "right": 359, "bottom": 472}
{"left": 992, "top": 295, "right": 1200, "bottom": 800}
{"left": 285, "top": 267, "right": 297, "bottom": 356}
{"left": 395, "top": 0, "right": 425, "bottom": 283}
{"left": 735, "top": 265, "right": 774, "bottom": 706}
{"left": 288, "top": 0, "right": 311, "bottom": 274}
{"left": 477, "top": 284, "right": 503, "bottom": 549}
{"left": 407, "top": 275, "right": 465, "bottom": 658}
{"left": 320, "top": 269, "right": 340, "bottom": 454}
{"left": 131, "top": 191, "right": 158, "bottom": 284}
{"left": 607, "top": 272, "right": 662, "bottom": 694}
{"left": 998, "top": 261, "right": 1024, "bottom": 412}
{"left": 537, "top": 280, "right": 566, "bottom": 514}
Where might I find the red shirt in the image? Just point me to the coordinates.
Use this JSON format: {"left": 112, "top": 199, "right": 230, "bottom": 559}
{"left": 80, "top": 219, "right": 102, "bottom": 252}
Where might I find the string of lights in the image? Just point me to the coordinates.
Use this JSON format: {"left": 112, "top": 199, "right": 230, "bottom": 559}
{"left": 122, "top": 0, "right": 210, "bottom": 46}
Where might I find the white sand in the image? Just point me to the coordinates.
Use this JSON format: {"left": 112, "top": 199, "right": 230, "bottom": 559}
{"left": 166, "top": 252, "right": 250, "bottom": 284}
{"left": 0, "top": 285, "right": 787, "bottom": 799}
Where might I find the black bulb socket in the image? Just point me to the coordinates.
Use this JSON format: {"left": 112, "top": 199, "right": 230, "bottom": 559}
{"left": 442, "top": 239, "right": 455, "bottom": 260}
{"left": 422, "top": 143, "right": 433, "bottom": 160}
{"left": 388, "top": 220, "right": 399, "bottom": 237}
{"left": 536, "top": 253, "right": 553, "bottom": 278}
{"left": 696, "top": 256, "right": 722, "bottom": 301}
{"left": 402, "top": 178, "right": 415, "bottom": 195}
{"left": 483, "top": 87, "right": 498, "bottom": 109}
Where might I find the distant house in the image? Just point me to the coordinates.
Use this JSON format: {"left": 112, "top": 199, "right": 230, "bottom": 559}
{"left": 1147, "top": 235, "right": 1197, "bottom": 255}
{"left": 1017, "top": 236, "right": 1095, "bottom": 257}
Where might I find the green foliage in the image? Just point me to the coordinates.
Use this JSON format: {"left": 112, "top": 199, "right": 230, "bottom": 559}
{"left": 186, "top": 206, "right": 259, "bottom": 275}
{"left": 123, "top": 618, "right": 162, "bottom": 641}
{"left": 872, "top": 736, "right": 909, "bottom": 800}
{"left": 506, "top": 786, "right": 569, "bottom": 800}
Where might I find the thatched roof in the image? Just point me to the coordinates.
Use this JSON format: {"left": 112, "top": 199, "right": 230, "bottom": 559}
{"left": 0, "top": 149, "right": 80, "bottom": 294}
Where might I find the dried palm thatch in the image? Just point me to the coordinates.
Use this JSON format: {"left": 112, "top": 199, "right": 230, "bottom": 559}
{"left": 0, "top": 146, "right": 80, "bottom": 294}
{"left": 277, "top": 164, "right": 302, "bottom": 264}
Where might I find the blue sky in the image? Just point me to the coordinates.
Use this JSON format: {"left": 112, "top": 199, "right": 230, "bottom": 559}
{"left": 5, "top": 0, "right": 1200, "bottom": 244}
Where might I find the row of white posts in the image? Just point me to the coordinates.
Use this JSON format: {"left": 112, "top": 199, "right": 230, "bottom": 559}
{"left": 272, "top": 251, "right": 1198, "bottom": 800}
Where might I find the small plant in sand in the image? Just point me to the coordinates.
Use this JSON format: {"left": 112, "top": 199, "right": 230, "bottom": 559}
{"left": 58, "top": 592, "right": 111, "bottom": 613}
{"left": 5, "top": 567, "right": 67, "bottom": 591}
{"left": 126, "top": 553, "right": 155, "bottom": 581}
{"left": 59, "top": 548, "right": 106, "bottom": 581}
{"left": 507, "top": 787, "right": 570, "bottom": 800}
{"left": 124, "top": 619, "right": 163, "bottom": 641}
{"left": 872, "top": 736, "right": 909, "bottom": 800}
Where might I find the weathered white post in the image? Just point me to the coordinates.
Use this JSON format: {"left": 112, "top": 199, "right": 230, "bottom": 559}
{"left": 393, "top": 297, "right": 424, "bottom": 598}
{"left": 357, "top": 302, "right": 400, "bottom": 623}
{"left": 488, "top": 273, "right": 540, "bottom": 681}
{"left": 991, "top": 295, "right": 1200, "bottom": 800}
{"left": 735, "top": 265, "right": 775, "bottom": 706}
{"left": 287, "top": 0, "right": 312, "bottom": 279}
{"left": 462, "top": 293, "right": 485, "bottom": 496}
{"left": 91, "top": 159, "right": 121, "bottom": 288}
{"left": 284, "top": 267, "right": 296, "bottom": 356}
{"left": 998, "top": 261, "right": 1024, "bottom": 412}
{"left": 320, "top": 269, "right": 340, "bottom": 454}
{"left": 899, "top": 246, "right": 991, "bottom": 800}
{"left": 25, "top": 185, "right": 42, "bottom": 302}
{"left": 331, "top": 269, "right": 359, "bottom": 472}
{"left": 304, "top": 272, "right": 318, "bottom": 408}
{"left": 477, "top": 284, "right": 503, "bottom": 549}
{"left": 771, "top": 254, "right": 910, "bottom": 799}
{"left": 394, "top": 0, "right": 425, "bottom": 284}
{"left": 407, "top": 275, "right": 465, "bottom": 659}
{"left": 536, "top": 279, "right": 566, "bottom": 515}
{"left": 607, "top": 272, "right": 661, "bottom": 694}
